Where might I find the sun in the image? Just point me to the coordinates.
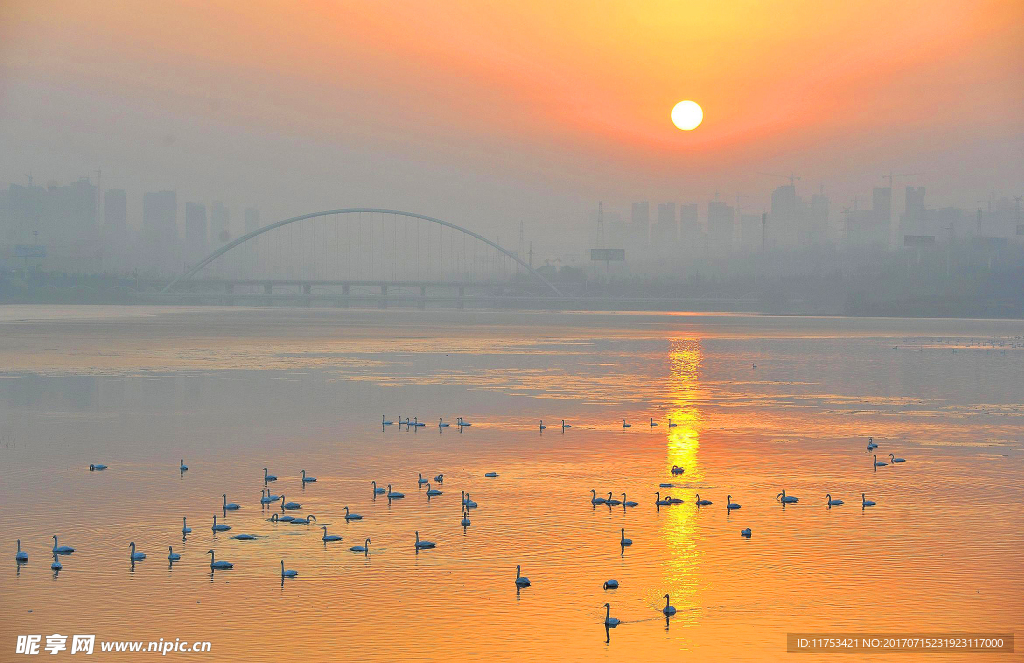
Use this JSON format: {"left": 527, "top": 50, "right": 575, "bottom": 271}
{"left": 671, "top": 100, "right": 703, "bottom": 131}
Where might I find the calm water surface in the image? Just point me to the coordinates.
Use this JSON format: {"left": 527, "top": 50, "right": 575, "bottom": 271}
{"left": 1, "top": 307, "right": 1022, "bottom": 662}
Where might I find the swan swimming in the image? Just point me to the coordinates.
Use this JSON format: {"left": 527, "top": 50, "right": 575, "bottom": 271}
{"left": 425, "top": 483, "right": 442, "bottom": 497}
{"left": 350, "top": 538, "right": 370, "bottom": 553}
{"left": 414, "top": 531, "right": 435, "bottom": 549}
{"left": 231, "top": 533, "right": 257, "bottom": 539}
{"left": 650, "top": 418, "right": 658, "bottom": 427}
{"left": 668, "top": 496, "right": 685, "bottom": 504}
{"left": 211, "top": 516, "right": 231, "bottom": 532}
{"left": 372, "top": 481, "right": 386, "bottom": 495}
{"left": 622, "top": 419, "right": 631, "bottom": 428}
{"left": 207, "top": 550, "right": 232, "bottom": 569}
{"left": 280, "top": 495, "right": 302, "bottom": 510}
{"left": 604, "top": 603, "right": 620, "bottom": 627}
{"left": 433, "top": 474, "right": 444, "bottom": 483}
{"left": 591, "top": 489, "right": 607, "bottom": 505}
{"left": 462, "top": 491, "right": 477, "bottom": 508}
{"left": 167, "top": 546, "right": 180, "bottom": 561}
{"left": 387, "top": 485, "right": 405, "bottom": 499}
{"left": 418, "top": 473, "right": 429, "bottom": 485}
{"left": 344, "top": 506, "right": 363, "bottom": 520}
{"left": 484, "top": 472, "right": 498, "bottom": 478}
{"left": 382, "top": 415, "right": 393, "bottom": 426}
{"left": 515, "top": 565, "right": 531, "bottom": 587}
{"left": 182, "top": 517, "right": 191, "bottom": 534}
{"left": 740, "top": 528, "right": 752, "bottom": 537}
{"left": 52, "top": 535, "right": 75, "bottom": 554}
{"left": 659, "top": 483, "right": 673, "bottom": 488}
{"left": 15, "top": 539, "right": 28, "bottom": 562}
{"left": 826, "top": 493, "right": 844, "bottom": 507}
{"left": 889, "top": 453, "right": 906, "bottom": 463}
{"left": 671, "top": 465, "right": 685, "bottom": 475}
{"left": 695, "top": 494, "right": 712, "bottom": 506}
{"left": 777, "top": 490, "right": 799, "bottom": 504}
{"left": 321, "top": 526, "right": 342, "bottom": 542}
{"left": 179, "top": 459, "right": 188, "bottom": 472}
{"left": 263, "top": 467, "right": 277, "bottom": 482}
{"left": 655, "top": 492, "right": 672, "bottom": 506}
{"left": 668, "top": 419, "right": 678, "bottom": 428}
{"left": 873, "top": 454, "right": 888, "bottom": 468}
{"left": 300, "top": 470, "right": 316, "bottom": 483}
{"left": 269, "top": 513, "right": 295, "bottom": 523}
{"left": 867, "top": 437, "right": 878, "bottom": 450}
{"left": 619, "top": 528, "right": 632, "bottom": 546}
{"left": 605, "top": 492, "right": 622, "bottom": 506}
{"left": 726, "top": 495, "right": 741, "bottom": 510}
{"left": 129, "top": 542, "right": 146, "bottom": 561}
{"left": 862, "top": 493, "right": 876, "bottom": 508}
{"left": 662, "top": 594, "right": 676, "bottom": 616}
{"left": 457, "top": 417, "right": 472, "bottom": 427}
{"left": 621, "top": 493, "right": 638, "bottom": 507}
{"left": 562, "top": 419, "right": 571, "bottom": 429}
{"left": 89, "top": 463, "right": 107, "bottom": 471}
{"left": 603, "top": 580, "right": 618, "bottom": 590}
{"left": 461, "top": 509, "right": 471, "bottom": 527}
{"left": 223, "top": 494, "right": 240, "bottom": 510}
{"left": 290, "top": 515, "right": 316, "bottom": 525}
{"left": 439, "top": 418, "right": 449, "bottom": 428}
{"left": 260, "top": 489, "right": 275, "bottom": 505}
{"left": 280, "top": 560, "right": 297, "bottom": 578}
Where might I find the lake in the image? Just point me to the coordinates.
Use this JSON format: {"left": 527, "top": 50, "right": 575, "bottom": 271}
{"left": 1, "top": 306, "right": 1021, "bottom": 661}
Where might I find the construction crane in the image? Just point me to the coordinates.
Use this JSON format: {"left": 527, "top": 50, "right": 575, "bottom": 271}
{"left": 882, "top": 172, "right": 923, "bottom": 189}
{"left": 758, "top": 172, "right": 801, "bottom": 187}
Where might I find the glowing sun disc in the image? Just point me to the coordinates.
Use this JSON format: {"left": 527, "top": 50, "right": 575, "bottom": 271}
{"left": 671, "top": 100, "right": 703, "bottom": 131}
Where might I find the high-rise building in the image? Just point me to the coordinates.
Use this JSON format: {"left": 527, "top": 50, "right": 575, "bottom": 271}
{"left": 769, "top": 185, "right": 800, "bottom": 249}
{"left": 678, "top": 203, "right": 700, "bottom": 248}
{"left": 185, "top": 202, "right": 208, "bottom": 265}
{"left": 707, "top": 200, "right": 735, "bottom": 252}
{"left": 210, "top": 201, "right": 231, "bottom": 245}
{"left": 143, "top": 190, "right": 178, "bottom": 241}
{"left": 104, "top": 189, "right": 127, "bottom": 235}
{"left": 738, "top": 213, "right": 762, "bottom": 253}
{"left": 809, "top": 191, "right": 830, "bottom": 246}
{"left": 244, "top": 207, "right": 260, "bottom": 233}
{"left": 630, "top": 201, "right": 650, "bottom": 243}
{"left": 653, "top": 202, "right": 676, "bottom": 244}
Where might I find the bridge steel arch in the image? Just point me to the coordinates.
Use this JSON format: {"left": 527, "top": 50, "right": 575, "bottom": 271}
{"left": 162, "top": 208, "right": 562, "bottom": 296}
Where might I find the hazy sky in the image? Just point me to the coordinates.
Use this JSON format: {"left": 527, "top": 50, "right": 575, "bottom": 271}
{"left": 1, "top": 0, "right": 1021, "bottom": 248}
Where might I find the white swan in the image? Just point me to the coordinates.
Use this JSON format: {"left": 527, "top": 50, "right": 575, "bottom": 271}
{"left": 562, "top": 420, "right": 571, "bottom": 429}
{"left": 668, "top": 419, "right": 677, "bottom": 428}
{"left": 515, "top": 565, "right": 531, "bottom": 587}
{"left": 412, "top": 417, "right": 425, "bottom": 427}
{"left": 179, "top": 459, "right": 188, "bottom": 472}
{"left": 539, "top": 420, "right": 546, "bottom": 430}
{"left": 889, "top": 453, "right": 906, "bottom": 463}
{"left": 52, "top": 535, "right": 75, "bottom": 554}
{"left": 462, "top": 491, "right": 477, "bottom": 508}
{"left": 211, "top": 516, "right": 231, "bottom": 532}
{"left": 382, "top": 415, "right": 393, "bottom": 426}
{"left": 867, "top": 437, "right": 878, "bottom": 450}
{"left": 167, "top": 546, "right": 180, "bottom": 561}
{"left": 260, "top": 490, "right": 275, "bottom": 505}
{"left": 484, "top": 472, "right": 498, "bottom": 477}
{"left": 301, "top": 470, "right": 316, "bottom": 483}
{"left": 280, "top": 495, "right": 302, "bottom": 510}
{"left": 604, "top": 603, "right": 620, "bottom": 627}
{"left": 862, "top": 493, "right": 876, "bottom": 508}
{"left": 695, "top": 494, "right": 712, "bottom": 506}
{"left": 620, "top": 528, "right": 632, "bottom": 546}
{"left": 180, "top": 517, "right": 192, "bottom": 535}
{"left": 655, "top": 492, "right": 672, "bottom": 506}
{"left": 372, "top": 481, "right": 386, "bottom": 495}
{"left": 231, "top": 533, "right": 257, "bottom": 540}
{"left": 418, "top": 473, "right": 429, "bottom": 485}
{"left": 590, "top": 489, "right": 607, "bottom": 505}
{"left": 433, "top": 474, "right": 444, "bottom": 483}
{"left": 89, "top": 463, "right": 107, "bottom": 471}
{"left": 621, "top": 493, "right": 638, "bottom": 507}
{"left": 605, "top": 492, "right": 622, "bottom": 506}
{"left": 223, "top": 494, "right": 240, "bottom": 510}
{"left": 16, "top": 539, "right": 28, "bottom": 562}
{"left": 343, "top": 506, "right": 363, "bottom": 520}
{"left": 457, "top": 417, "right": 472, "bottom": 427}
{"left": 671, "top": 465, "right": 685, "bottom": 475}
{"left": 777, "top": 490, "right": 799, "bottom": 504}
{"left": 321, "top": 526, "right": 342, "bottom": 542}
{"left": 414, "top": 531, "right": 435, "bottom": 549}
{"left": 461, "top": 509, "right": 471, "bottom": 527}
{"left": 740, "top": 528, "right": 752, "bottom": 537}
{"left": 603, "top": 579, "right": 619, "bottom": 590}
{"left": 129, "top": 542, "right": 146, "bottom": 561}
{"left": 826, "top": 493, "right": 844, "bottom": 507}
{"left": 425, "top": 483, "right": 442, "bottom": 497}
{"left": 650, "top": 418, "right": 658, "bottom": 427}
{"left": 280, "top": 560, "right": 297, "bottom": 578}
{"left": 668, "top": 496, "right": 685, "bottom": 504}
{"left": 662, "top": 594, "right": 676, "bottom": 616}
{"left": 289, "top": 515, "right": 316, "bottom": 525}
{"left": 269, "top": 513, "right": 295, "bottom": 523}
{"left": 873, "top": 454, "right": 888, "bottom": 468}
{"left": 439, "top": 418, "right": 450, "bottom": 428}
{"left": 622, "top": 419, "right": 631, "bottom": 428}
{"left": 350, "top": 538, "right": 370, "bottom": 553}
{"left": 726, "top": 495, "right": 741, "bottom": 510}
{"left": 207, "top": 549, "right": 232, "bottom": 569}
{"left": 263, "top": 467, "right": 277, "bottom": 482}
{"left": 387, "top": 485, "right": 405, "bottom": 499}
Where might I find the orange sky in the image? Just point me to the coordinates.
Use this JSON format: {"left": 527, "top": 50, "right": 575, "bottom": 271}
{"left": 1, "top": 0, "right": 1021, "bottom": 241}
